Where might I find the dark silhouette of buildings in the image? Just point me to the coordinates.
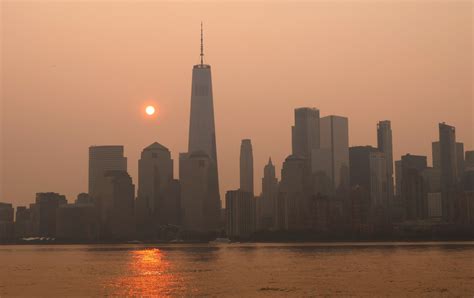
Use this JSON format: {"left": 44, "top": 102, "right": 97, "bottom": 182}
{"left": 56, "top": 203, "right": 98, "bottom": 241}
{"left": 75, "top": 193, "right": 94, "bottom": 205}
{"left": 89, "top": 145, "right": 127, "bottom": 198}
{"left": 240, "top": 139, "right": 254, "bottom": 195}
{"left": 422, "top": 167, "right": 442, "bottom": 219}
{"left": 94, "top": 171, "right": 135, "bottom": 240}
{"left": 2, "top": 27, "right": 473, "bottom": 243}
{"left": 258, "top": 158, "right": 278, "bottom": 230}
{"left": 225, "top": 190, "right": 256, "bottom": 239}
{"left": 14, "top": 206, "right": 31, "bottom": 239}
{"left": 377, "top": 120, "right": 394, "bottom": 204}
{"left": 320, "top": 115, "right": 350, "bottom": 195}
{"left": 349, "top": 146, "right": 389, "bottom": 233}
{"left": 136, "top": 142, "right": 180, "bottom": 239}
{"left": 0, "top": 203, "right": 14, "bottom": 242}
{"left": 439, "top": 123, "right": 458, "bottom": 222}
{"left": 30, "top": 192, "right": 67, "bottom": 237}
{"left": 276, "top": 155, "right": 311, "bottom": 230}
{"left": 400, "top": 154, "right": 427, "bottom": 220}
{"left": 432, "top": 141, "right": 465, "bottom": 178}
{"left": 180, "top": 24, "right": 221, "bottom": 233}
{"left": 179, "top": 151, "right": 220, "bottom": 232}
{"left": 292, "top": 107, "right": 320, "bottom": 160}
{"left": 4, "top": 115, "right": 473, "bottom": 242}
{"left": 465, "top": 151, "right": 474, "bottom": 170}
{"left": 349, "top": 146, "right": 388, "bottom": 208}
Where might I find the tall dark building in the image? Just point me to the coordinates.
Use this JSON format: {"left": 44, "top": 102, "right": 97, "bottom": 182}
{"left": 258, "top": 158, "right": 278, "bottom": 230}
{"left": 88, "top": 145, "right": 127, "bottom": 198}
{"left": 292, "top": 107, "right": 320, "bottom": 159}
{"left": 180, "top": 24, "right": 221, "bottom": 232}
{"left": 14, "top": 206, "right": 31, "bottom": 239}
{"left": 136, "top": 142, "right": 180, "bottom": 233}
{"left": 276, "top": 155, "right": 311, "bottom": 230}
{"left": 319, "top": 115, "right": 350, "bottom": 193}
{"left": 400, "top": 154, "right": 427, "bottom": 220}
{"left": 433, "top": 140, "right": 464, "bottom": 178}
{"left": 0, "top": 202, "right": 14, "bottom": 223}
{"left": 0, "top": 203, "right": 14, "bottom": 242}
{"left": 439, "top": 123, "right": 458, "bottom": 221}
{"left": 240, "top": 139, "right": 254, "bottom": 195}
{"left": 349, "top": 146, "right": 388, "bottom": 207}
{"left": 94, "top": 171, "right": 135, "bottom": 240}
{"left": 377, "top": 120, "right": 394, "bottom": 203}
{"left": 188, "top": 24, "right": 218, "bottom": 165}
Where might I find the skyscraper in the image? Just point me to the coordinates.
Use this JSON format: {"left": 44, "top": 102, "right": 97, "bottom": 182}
{"left": 277, "top": 155, "right": 311, "bottom": 230}
{"left": 240, "top": 139, "right": 254, "bottom": 195}
{"left": 89, "top": 145, "right": 127, "bottom": 198}
{"left": 137, "top": 142, "right": 174, "bottom": 214}
{"left": 180, "top": 24, "right": 221, "bottom": 232}
{"left": 188, "top": 24, "right": 218, "bottom": 165}
{"left": 433, "top": 141, "right": 464, "bottom": 177}
{"left": 136, "top": 142, "right": 180, "bottom": 236}
{"left": 320, "top": 115, "right": 350, "bottom": 193}
{"left": 292, "top": 107, "right": 320, "bottom": 159}
{"left": 94, "top": 170, "right": 135, "bottom": 240}
{"left": 400, "top": 154, "right": 427, "bottom": 220}
{"left": 377, "top": 120, "right": 394, "bottom": 202}
{"left": 349, "top": 146, "right": 388, "bottom": 207}
{"left": 259, "top": 158, "right": 278, "bottom": 230}
{"left": 439, "top": 123, "right": 458, "bottom": 221}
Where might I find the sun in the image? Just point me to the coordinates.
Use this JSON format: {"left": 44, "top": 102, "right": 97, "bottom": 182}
{"left": 145, "top": 105, "right": 156, "bottom": 116}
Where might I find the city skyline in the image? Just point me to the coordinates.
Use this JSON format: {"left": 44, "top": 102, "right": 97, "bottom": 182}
{"left": 2, "top": 1, "right": 473, "bottom": 206}
{"left": 1, "top": 2, "right": 474, "bottom": 297}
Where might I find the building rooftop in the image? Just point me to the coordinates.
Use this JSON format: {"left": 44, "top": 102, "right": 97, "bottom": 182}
{"left": 144, "top": 142, "right": 169, "bottom": 152}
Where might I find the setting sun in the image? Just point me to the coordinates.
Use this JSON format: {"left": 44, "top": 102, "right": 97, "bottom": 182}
{"left": 145, "top": 105, "right": 156, "bottom": 116}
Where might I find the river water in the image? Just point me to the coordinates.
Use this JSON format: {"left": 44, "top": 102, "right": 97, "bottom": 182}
{"left": 0, "top": 242, "right": 473, "bottom": 296}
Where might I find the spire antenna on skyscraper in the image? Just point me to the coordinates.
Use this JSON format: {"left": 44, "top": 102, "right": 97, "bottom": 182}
{"left": 200, "top": 22, "right": 204, "bottom": 65}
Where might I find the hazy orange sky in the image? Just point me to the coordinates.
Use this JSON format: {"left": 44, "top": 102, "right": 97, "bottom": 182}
{"left": 1, "top": 0, "right": 472, "bottom": 207}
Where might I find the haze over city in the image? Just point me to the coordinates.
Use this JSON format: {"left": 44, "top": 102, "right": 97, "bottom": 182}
{"left": 1, "top": 1, "right": 474, "bottom": 296}
{"left": 1, "top": 1, "right": 472, "bottom": 207}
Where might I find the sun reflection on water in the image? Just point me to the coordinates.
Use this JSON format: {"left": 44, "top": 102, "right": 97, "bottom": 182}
{"left": 109, "top": 248, "right": 183, "bottom": 296}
